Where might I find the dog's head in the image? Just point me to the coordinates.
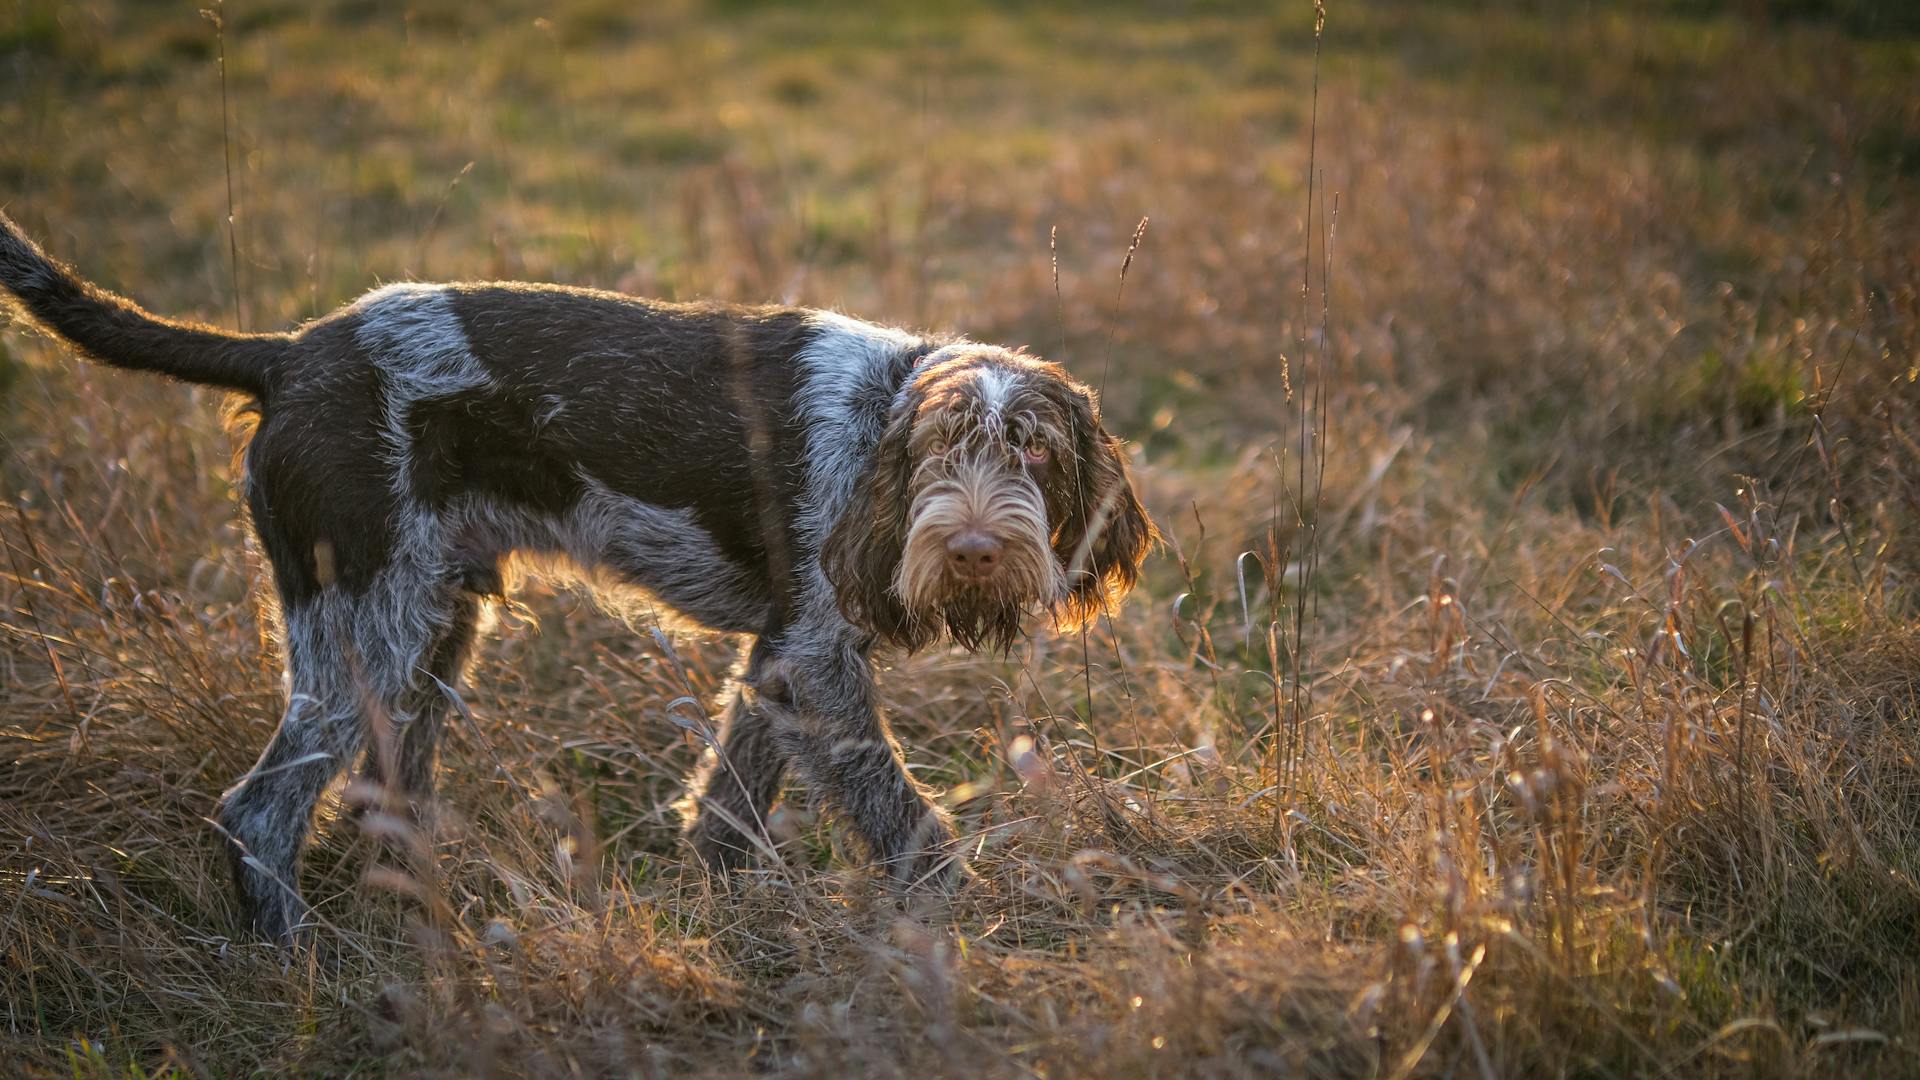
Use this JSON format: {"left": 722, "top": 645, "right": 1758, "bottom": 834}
{"left": 822, "top": 344, "right": 1155, "bottom": 652}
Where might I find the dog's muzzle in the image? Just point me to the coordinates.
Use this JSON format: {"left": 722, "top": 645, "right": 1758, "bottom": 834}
{"left": 894, "top": 452, "right": 1065, "bottom": 621}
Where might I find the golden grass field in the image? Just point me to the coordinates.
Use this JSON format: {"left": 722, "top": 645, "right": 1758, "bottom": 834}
{"left": 2, "top": 1, "right": 1918, "bottom": 1075}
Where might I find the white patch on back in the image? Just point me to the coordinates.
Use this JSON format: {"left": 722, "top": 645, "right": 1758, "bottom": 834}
{"left": 354, "top": 283, "right": 491, "bottom": 409}
{"left": 349, "top": 284, "right": 498, "bottom": 660}
{"left": 791, "top": 311, "right": 925, "bottom": 553}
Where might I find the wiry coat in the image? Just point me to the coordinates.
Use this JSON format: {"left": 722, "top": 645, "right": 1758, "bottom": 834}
{"left": 0, "top": 212, "right": 1154, "bottom": 943}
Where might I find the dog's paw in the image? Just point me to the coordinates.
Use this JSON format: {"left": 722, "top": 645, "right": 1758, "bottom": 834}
{"left": 885, "top": 813, "right": 977, "bottom": 896}
{"left": 910, "top": 848, "right": 979, "bottom": 896}
{"left": 240, "top": 889, "right": 315, "bottom": 950}
{"left": 686, "top": 814, "right": 761, "bottom": 880}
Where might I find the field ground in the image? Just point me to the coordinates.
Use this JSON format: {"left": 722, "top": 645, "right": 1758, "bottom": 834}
{"left": 2, "top": 0, "right": 1918, "bottom": 1075}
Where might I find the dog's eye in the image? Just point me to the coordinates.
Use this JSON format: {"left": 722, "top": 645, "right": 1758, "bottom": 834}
{"left": 1021, "top": 442, "right": 1050, "bottom": 466}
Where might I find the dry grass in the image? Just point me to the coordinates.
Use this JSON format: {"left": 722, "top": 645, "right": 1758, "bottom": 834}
{"left": 3, "top": 1, "right": 1918, "bottom": 1076}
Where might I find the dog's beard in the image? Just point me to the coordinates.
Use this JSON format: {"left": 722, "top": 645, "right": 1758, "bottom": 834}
{"left": 894, "top": 457, "right": 1065, "bottom": 653}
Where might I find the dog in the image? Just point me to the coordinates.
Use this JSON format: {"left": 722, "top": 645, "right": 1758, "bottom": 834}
{"left": 0, "top": 212, "right": 1155, "bottom": 943}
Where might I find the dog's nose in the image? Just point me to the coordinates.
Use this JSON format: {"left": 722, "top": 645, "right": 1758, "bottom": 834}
{"left": 946, "top": 532, "right": 1004, "bottom": 579}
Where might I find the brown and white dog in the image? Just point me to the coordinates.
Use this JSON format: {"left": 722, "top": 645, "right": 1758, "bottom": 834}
{"left": 0, "top": 212, "right": 1154, "bottom": 942}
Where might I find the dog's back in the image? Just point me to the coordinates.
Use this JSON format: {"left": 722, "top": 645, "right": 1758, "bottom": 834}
{"left": 0, "top": 215, "right": 891, "bottom": 624}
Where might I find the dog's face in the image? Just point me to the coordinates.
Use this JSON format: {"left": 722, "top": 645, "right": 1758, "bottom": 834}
{"left": 823, "top": 345, "right": 1155, "bottom": 652}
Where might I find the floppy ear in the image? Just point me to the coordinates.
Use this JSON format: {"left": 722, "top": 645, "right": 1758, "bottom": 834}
{"left": 820, "top": 395, "right": 935, "bottom": 650}
{"left": 1054, "top": 388, "right": 1156, "bottom": 632}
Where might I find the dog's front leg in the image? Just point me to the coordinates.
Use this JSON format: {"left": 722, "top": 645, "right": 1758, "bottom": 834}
{"left": 773, "top": 644, "right": 966, "bottom": 890}
{"left": 685, "top": 640, "right": 790, "bottom": 875}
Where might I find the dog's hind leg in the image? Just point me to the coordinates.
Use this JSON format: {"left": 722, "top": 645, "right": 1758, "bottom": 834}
{"left": 685, "top": 639, "right": 791, "bottom": 876}
{"left": 216, "top": 592, "right": 368, "bottom": 943}
{"left": 359, "top": 590, "right": 483, "bottom": 808}
{"left": 396, "top": 591, "right": 482, "bottom": 799}
{"left": 217, "top": 581, "right": 462, "bottom": 943}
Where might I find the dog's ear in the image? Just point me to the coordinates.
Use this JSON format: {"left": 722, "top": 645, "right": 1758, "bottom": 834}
{"left": 821, "top": 392, "right": 935, "bottom": 651}
{"left": 1053, "top": 385, "right": 1155, "bottom": 632}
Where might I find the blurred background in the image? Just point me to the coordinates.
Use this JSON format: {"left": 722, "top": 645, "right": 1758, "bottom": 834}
{"left": 1, "top": 2, "right": 1916, "bottom": 1076}
{"left": 3, "top": 1, "right": 1914, "bottom": 475}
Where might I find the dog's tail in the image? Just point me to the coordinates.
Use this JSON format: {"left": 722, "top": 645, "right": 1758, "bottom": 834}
{"left": 0, "top": 211, "right": 288, "bottom": 397}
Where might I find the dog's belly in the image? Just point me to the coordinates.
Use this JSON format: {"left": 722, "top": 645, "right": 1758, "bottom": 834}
{"left": 453, "top": 485, "right": 776, "bottom": 635}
